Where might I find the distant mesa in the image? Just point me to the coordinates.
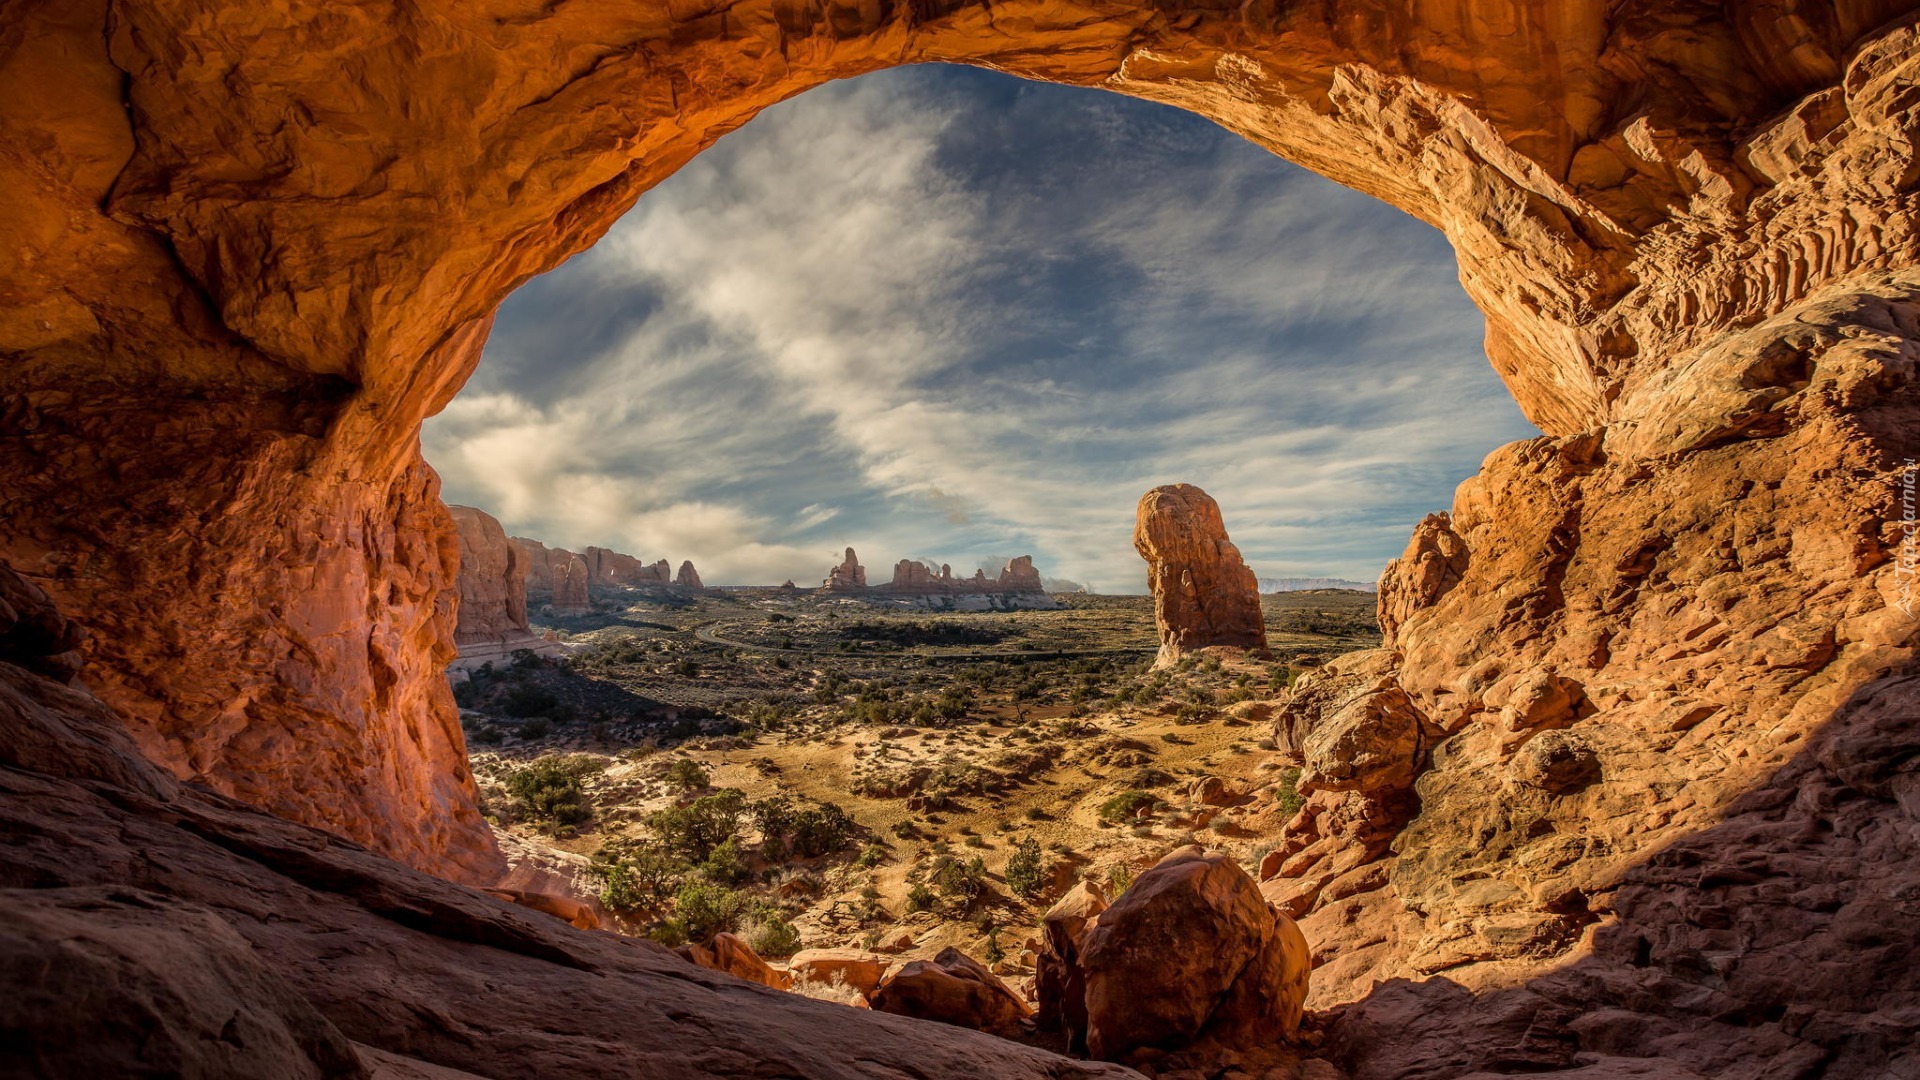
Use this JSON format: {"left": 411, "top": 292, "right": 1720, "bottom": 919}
{"left": 818, "top": 548, "right": 1056, "bottom": 609}
{"left": 445, "top": 504, "right": 706, "bottom": 671}
{"left": 1134, "top": 484, "right": 1270, "bottom": 667}
{"left": 446, "top": 506, "right": 566, "bottom": 671}
{"left": 1259, "top": 576, "right": 1376, "bottom": 593}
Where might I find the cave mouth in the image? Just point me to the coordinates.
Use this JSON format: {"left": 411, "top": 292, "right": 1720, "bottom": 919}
{"left": 422, "top": 63, "right": 1538, "bottom": 596}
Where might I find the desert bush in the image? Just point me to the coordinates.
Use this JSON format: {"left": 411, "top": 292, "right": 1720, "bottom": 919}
{"left": 504, "top": 753, "right": 605, "bottom": 825}
{"left": 1004, "top": 836, "right": 1045, "bottom": 900}
{"left": 929, "top": 854, "right": 989, "bottom": 908}
{"left": 1274, "top": 766, "right": 1305, "bottom": 819}
{"left": 667, "top": 880, "right": 753, "bottom": 942}
{"left": 597, "top": 842, "right": 686, "bottom": 915}
{"left": 700, "top": 837, "right": 752, "bottom": 886}
{"left": 742, "top": 913, "right": 802, "bottom": 958}
{"left": 502, "top": 683, "right": 560, "bottom": 718}
{"left": 518, "top": 717, "right": 551, "bottom": 739}
{"left": 1107, "top": 863, "right": 1134, "bottom": 897}
{"left": 983, "top": 926, "right": 1005, "bottom": 966}
{"left": 906, "top": 883, "right": 937, "bottom": 913}
{"left": 666, "top": 758, "right": 710, "bottom": 791}
{"left": 789, "top": 802, "right": 856, "bottom": 858}
{"left": 1098, "top": 790, "right": 1157, "bottom": 823}
{"left": 649, "top": 788, "right": 746, "bottom": 862}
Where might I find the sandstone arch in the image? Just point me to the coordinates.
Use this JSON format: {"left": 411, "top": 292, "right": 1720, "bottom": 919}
{"left": 2, "top": 0, "right": 1914, "bottom": 937}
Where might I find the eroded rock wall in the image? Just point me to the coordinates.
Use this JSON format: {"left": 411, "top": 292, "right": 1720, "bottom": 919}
{"left": 2, "top": 0, "right": 1916, "bottom": 930}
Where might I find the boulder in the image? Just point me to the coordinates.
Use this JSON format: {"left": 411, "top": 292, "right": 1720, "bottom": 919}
{"left": 786, "top": 949, "right": 889, "bottom": 997}
{"left": 1189, "top": 775, "right": 1239, "bottom": 807}
{"left": 676, "top": 932, "right": 791, "bottom": 991}
{"left": 1035, "top": 880, "right": 1109, "bottom": 1051}
{"left": 1274, "top": 650, "right": 1427, "bottom": 797}
{"left": 1078, "top": 847, "right": 1309, "bottom": 1062}
{"left": 447, "top": 505, "right": 530, "bottom": 647}
{"left": 870, "top": 947, "right": 1032, "bottom": 1036}
{"left": 479, "top": 888, "right": 600, "bottom": 931}
{"left": 1133, "top": 485, "right": 1269, "bottom": 667}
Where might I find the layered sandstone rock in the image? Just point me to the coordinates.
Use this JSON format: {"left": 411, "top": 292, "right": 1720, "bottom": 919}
{"left": 676, "top": 933, "right": 791, "bottom": 992}
{"left": 3, "top": 5, "right": 1919, "bottom": 1071}
{"left": 551, "top": 554, "right": 591, "bottom": 617}
{"left": 869, "top": 947, "right": 1032, "bottom": 1037}
{"left": 1133, "top": 485, "right": 1269, "bottom": 667}
{"left": 675, "top": 561, "right": 703, "bottom": 589}
{"left": 1075, "top": 847, "right": 1310, "bottom": 1063}
{"left": 0, "top": 579, "right": 1135, "bottom": 1079}
{"left": 447, "top": 505, "right": 565, "bottom": 670}
{"left": 876, "top": 555, "right": 1048, "bottom": 597}
{"left": 822, "top": 549, "right": 867, "bottom": 592}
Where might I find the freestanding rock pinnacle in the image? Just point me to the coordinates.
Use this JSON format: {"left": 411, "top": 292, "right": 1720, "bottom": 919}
{"left": 1134, "top": 485, "right": 1269, "bottom": 668}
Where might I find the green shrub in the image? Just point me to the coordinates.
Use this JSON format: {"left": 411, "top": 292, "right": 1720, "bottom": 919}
{"left": 742, "top": 914, "right": 802, "bottom": 958}
{"left": 649, "top": 788, "right": 746, "bottom": 862}
{"left": 1004, "top": 836, "right": 1045, "bottom": 900}
{"left": 519, "top": 717, "right": 551, "bottom": 739}
{"left": 666, "top": 758, "right": 711, "bottom": 791}
{"left": 1274, "top": 766, "right": 1305, "bottom": 819}
{"left": 906, "top": 883, "right": 937, "bottom": 912}
{"left": 598, "top": 843, "right": 686, "bottom": 915}
{"left": 1107, "top": 863, "right": 1134, "bottom": 897}
{"left": 1098, "top": 790, "right": 1157, "bottom": 823}
{"left": 983, "top": 926, "right": 1004, "bottom": 966}
{"left": 669, "top": 880, "right": 753, "bottom": 942}
{"left": 789, "top": 802, "right": 856, "bottom": 858}
{"left": 700, "top": 837, "right": 751, "bottom": 886}
{"left": 504, "top": 754, "right": 604, "bottom": 825}
{"left": 929, "top": 854, "right": 988, "bottom": 908}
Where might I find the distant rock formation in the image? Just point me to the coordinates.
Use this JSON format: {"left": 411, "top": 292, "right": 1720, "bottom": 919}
{"left": 448, "top": 506, "right": 562, "bottom": 669}
{"left": 823, "top": 547, "right": 867, "bottom": 591}
{"left": 551, "top": 553, "right": 591, "bottom": 616}
{"left": 448, "top": 506, "right": 530, "bottom": 645}
{"left": 872, "top": 555, "right": 1048, "bottom": 598}
{"left": 1134, "top": 484, "right": 1269, "bottom": 667}
{"left": 583, "top": 546, "right": 670, "bottom": 587}
{"left": 510, "top": 535, "right": 698, "bottom": 605}
{"left": 1259, "top": 576, "right": 1376, "bottom": 593}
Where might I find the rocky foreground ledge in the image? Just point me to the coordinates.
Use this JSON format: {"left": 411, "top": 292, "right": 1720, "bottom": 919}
{"left": 0, "top": 563, "right": 1138, "bottom": 1080}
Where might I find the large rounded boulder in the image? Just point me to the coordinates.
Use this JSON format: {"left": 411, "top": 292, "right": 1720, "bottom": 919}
{"left": 869, "top": 947, "right": 1032, "bottom": 1037}
{"left": 1078, "top": 846, "right": 1310, "bottom": 1062}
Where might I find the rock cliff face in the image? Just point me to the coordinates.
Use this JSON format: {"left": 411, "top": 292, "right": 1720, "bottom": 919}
{"left": 1134, "top": 485, "right": 1270, "bottom": 667}
{"left": 823, "top": 548, "right": 868, "bottom": 592}
{"left": 447, "top": 505, "right": 538, "bottom": 658}
{"left": 676, "top": 561, "right": 704, "bottom": 589}
{"left": 2, "top": 6, "right": 1918, "bottom": 1066}
{"left": 877, "top": 555, "right": 1049, "bottom": 597}
{"left": 551, "top": 554, "right": 591, "bottom": 617}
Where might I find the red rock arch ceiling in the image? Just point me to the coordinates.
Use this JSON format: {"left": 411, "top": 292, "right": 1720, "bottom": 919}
{"left": 3, "top": 0, "right": 1915, "bottom": 909}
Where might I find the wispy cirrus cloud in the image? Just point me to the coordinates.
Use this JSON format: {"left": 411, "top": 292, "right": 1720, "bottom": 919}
{"left": 424, "top": 64, "right": 1537, "bottom": 591}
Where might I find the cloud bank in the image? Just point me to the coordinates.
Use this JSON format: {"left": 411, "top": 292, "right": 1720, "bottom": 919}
{"left": 424, "top": 65, "right": 1539, "bottom": 591}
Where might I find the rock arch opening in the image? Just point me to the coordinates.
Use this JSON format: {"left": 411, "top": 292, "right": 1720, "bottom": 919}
{"left": 3, "top": 2, "right": 1917, "bottom": 1073}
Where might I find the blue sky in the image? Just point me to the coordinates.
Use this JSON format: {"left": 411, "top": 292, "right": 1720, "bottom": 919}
{"left": 423, "top": 65, "right": 1537, "bottom": 592}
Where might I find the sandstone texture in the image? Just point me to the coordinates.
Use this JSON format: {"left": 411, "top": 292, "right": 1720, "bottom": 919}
{"left": 869, "top": 946, "right": 1033, "bottom": 1037}
{"left": 446, "top": 505, "right": 564, "bottom": 671}
{"left": 3, "top": 3, "right": 1920, "bottom": 1075}
{"left": 676, "top": 560, "right": 704, "bottom": 589}
{"left": 677, "top": 932, "right": 791, "bottom": 992}
{"left": 1073, "top": 847, "right": 1310, "bottom": 1063}
{"left": 823, "top": 548, "right": 868, "bottom": 592}
{"left": 0, "top": 565, "right": 1136, "bottom": 1080}
{"left": 1134, "top": 485, "right": 1270, "bottom": 666}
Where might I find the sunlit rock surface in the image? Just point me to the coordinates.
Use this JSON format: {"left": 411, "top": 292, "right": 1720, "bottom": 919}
{"left": 1134, "top": 484, "right": 1270, "bottom": 666}
{"left": 1, "top": 2, "right": 1918, "bottom": 1073}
